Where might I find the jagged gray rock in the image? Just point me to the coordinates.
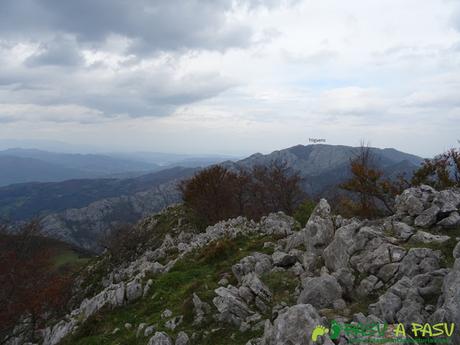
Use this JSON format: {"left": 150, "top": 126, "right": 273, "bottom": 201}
{"left": 213, "top": 286, "right": 254, "bottom": 326}
{"left": 259, "top": 212, "right": 295, "bottom": 236}
{"left": 392, "top": 221, "right": 414, "bottom": 240}
{"left": 414, "top": 205, "right": 440, "bottom": 227}
{"left": 272, "top": 251, "right": 297, "bottom": 267}
{"left": 438, "top": 212, "right": 460, "bottom": 228}
{"left": 241, "top": 273, "right": 272, "bottom": 302}
{"left": 431, "top": 259, "right": 460, "bottom": 345}
{"left": 409, "top": 230, "right": 450, "bottom": 244}
{"left": 232, "top": 253, "right": 272, "bottom": 283}
{"left": 433, "top": 189, "right": 460, "bottom": 213}
{"left": 261, "top": 304, "right": 333, "bottom": 345}
{"left": 148, "top": 332, "right": 173, "bottom": 345}
{"left": 192, "top": 293, "right": 210, "bottom": 325}
{"left": 175, "top": 331, "right": 190, "bottom": 345}
{"left": 398, "top": 248, "right": 441, "bottom": 278}
{"left": 453, "top": 242, "right": 460, "bottom": 259}
{"left": 297, "top": 273, "right": 342, "bottom": 309}
{"left": 303, "top": 199, "right": 335, "bottom": 255}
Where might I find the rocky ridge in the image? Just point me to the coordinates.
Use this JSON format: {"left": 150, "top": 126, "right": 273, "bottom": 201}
{"left": 7, "top": 185, "right": 460, "bottom": 345}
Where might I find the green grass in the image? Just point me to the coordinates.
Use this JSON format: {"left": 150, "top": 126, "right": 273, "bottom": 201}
{"left": 402, "top": 227, "right": 460, "bottom": 268}
{"left": 261, "top": 270, "right": 298, "bottom": 307}
{"left": 53, "top": 249, "right": 90, "bottom": 270}
{"left": 61, "top": 233, "right": 280, "bottom": 345}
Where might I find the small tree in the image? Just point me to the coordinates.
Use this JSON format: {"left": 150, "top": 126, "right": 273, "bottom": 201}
{"left": 249, "top": 161, "right": 305, "bottom": 219}
{"left": 179, "top": 162, "right": 306, "bottom": 226}
{"left": 340, "top": 144, "right": 407, "bottom": 218}
{"left": 411, "top": 148, "right": 460, "bottom": 189}
{"left": 179, "top": 166, "right": 241, "bottom": 226}
{"left": 0, "top": 221, "right": 72, "bottom": 343}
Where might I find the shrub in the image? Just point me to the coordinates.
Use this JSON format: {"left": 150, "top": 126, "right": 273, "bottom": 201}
{"left": 412, "top": 148, "right": 460, "bottom": 189}
{"left": 293, "top": 199, "right": 316, "bottom": 227}
{"left": 340, "top": 144, "right": 408, "bottom": 218}
{"left": 0, "top": 220, "right": 73, "bottom": 342}
{"left": 180, "top": 162, "right": 305, "bottom": 227}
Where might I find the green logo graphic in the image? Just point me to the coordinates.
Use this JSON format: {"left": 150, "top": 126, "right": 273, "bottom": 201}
{"left": 311, "top": 325, "right": 329, "bottom": 342}
{"left": 311, "top": 320, "right": 455, "bottom": 343}
{"left": 311, "top": 320, "right": 341, "bottom": 342}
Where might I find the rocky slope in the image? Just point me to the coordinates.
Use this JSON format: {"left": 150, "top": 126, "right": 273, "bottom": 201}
{"left": 6, "top": 185, "right": 460, "bottom": 345}
{"left": 40, "top": 179, "right": 182, "bottom": 252}
{"left": 2, "top": 144, "right": 421, "bottom": 253}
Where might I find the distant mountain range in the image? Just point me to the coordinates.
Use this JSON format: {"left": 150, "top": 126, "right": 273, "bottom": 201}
{"left": 225, "top": 144, "right": 423, "bottom": 196}
{"left": 0, "top": 144, "right": 424, "bottom": 252}
{"left": 0, "top": 148, "right": 233, "bottom": 186}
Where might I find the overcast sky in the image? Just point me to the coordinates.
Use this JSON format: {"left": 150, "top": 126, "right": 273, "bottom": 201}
{"left": 0, "top": 0, "right": 459, "bottom": 157}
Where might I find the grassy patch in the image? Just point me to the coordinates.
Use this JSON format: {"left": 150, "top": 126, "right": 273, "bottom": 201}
{"left": 261, "top": 270, "right": 298, "bottom": 307}
{"left": 61, "top": 233, "right": 277, "bottom": 345}
{"left": 53, "top": 248, "right": 90, "bottom": 270}
{"left": 402, "top": 227, "right": 460, "bottom": 268}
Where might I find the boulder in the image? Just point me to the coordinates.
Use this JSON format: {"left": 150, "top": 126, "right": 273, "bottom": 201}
{"left": 175, "top": 331, "right": 189, "bottom": 345}
{"left": 303, "top": 199, "right": 335, "bottom": 255}
{"left": 213, "top": 286, "right": 254, "bottom": 326}
{"left": 232, "top": 253, "right": 272, "bottom": 283}
{"left": 322, "top": 221, "right": 361, "bottom": 272}
{"left": 144, "top": 325, "right": 155, "bottom": 337}
{"left": 241, "top": 273, "right": 272, "bottom": 302}
{"left": 148, "top": 332, "right": 173, "bottom": 345}
{"left": 126, "top": 278, "right": 143, "bottom": 302}
{"left": 437, "top": 212, "right": 460, "bottom": 229}
{"left": 192, "top": 293, "right": 210, "bottom": 325}
{"left": 165, "top": 316, "right": 183, "bottom": 330}
{"left": 272, "top": 251, "right": 297, "bottom": 268}
{"left": 392, "top": 222, "right": 414, "bottom": 240}
{"left": 433, "top": 189, "right": 460, "bottom": 213}
{"left": 409, "top": 230, "right": 450, "bottom": 245}
{"left": 454, "top": 242, "right": 460, "bottom": 259}
{"left": 297, "top": 273, "right": 342, "bottom": 309}
{"left": 331, "top": 268, "right": 355, "bottom": 297}
{"left": 261, "top": 304, "right": 333, "bottom": 345}
{"left": 398, "top": 248, "right": 441, "bottom": 278}
{"left": 395, "top": 185, "right": 436, "bottom": 216}
{"left": 431, "top": 260, "right": 460, "bottom": 345}
{"left": 259, "top": 212, "right": 295, "bottom": 236}
{"left": 414, "top": 205, "right": 440, "bottom": 228}
{"left": 357, "top": 275, "right": 383, "bottom": 297}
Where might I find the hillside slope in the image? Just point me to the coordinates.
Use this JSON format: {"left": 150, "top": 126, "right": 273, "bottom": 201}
{"left": 8, "top": 185, "right": 460, "bottom": 345}
{"left": 0, "top": 167, "right": 197, "bottom": 222}
{"left": 0, "top": 148, "right": 159, "bottom": 176}
{"left": 226, "top": 144, "right": 423, "bottom": 195}
{"left": 0, "top": 156, "right": 95, "bottom": 187}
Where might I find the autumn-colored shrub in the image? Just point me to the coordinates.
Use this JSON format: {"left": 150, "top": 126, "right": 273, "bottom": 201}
{"left": 340, "top": 144, "right": 408, "bottom": 218}
{"left": 0, "top": 221, "right": 73, "bottom": 342}
{"left": 180, "top": 162, "right": 305, "bottom": 227}
{"left": 412, "top": 148, "right": 460, "bottom": 189}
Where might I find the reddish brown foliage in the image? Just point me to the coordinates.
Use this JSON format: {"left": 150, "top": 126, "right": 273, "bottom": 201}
{"left": 0, "top": 221, "right": 73, "bottom": 341}
{"left": 180, "top": 162, "right": 305, "bottom": 226}
{"left": 412, "top": 148, "right": 460, "bottom": 189}
{"left": 339, "top": 145, "right": 408, "bottom": 218}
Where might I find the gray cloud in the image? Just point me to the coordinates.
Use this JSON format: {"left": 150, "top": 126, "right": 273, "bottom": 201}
{"left": 25, "top": 36, "right": 83, "bottom": 67}
{"left": 0, "top": 0, "right": 258, "bottom": 55}
{"left": 0, "top": 0, "right": 267, "bottom": 120}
